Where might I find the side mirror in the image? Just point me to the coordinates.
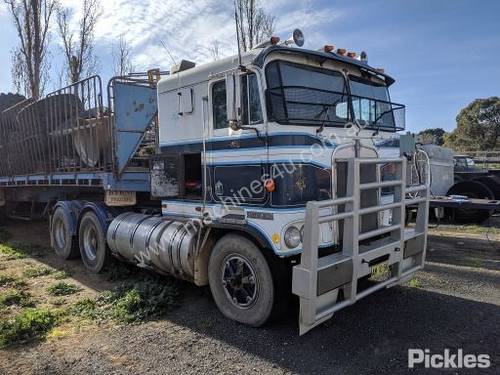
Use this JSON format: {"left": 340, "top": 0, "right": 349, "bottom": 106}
{"left": 226, "top": 72, "right": 241, "bottom": 130}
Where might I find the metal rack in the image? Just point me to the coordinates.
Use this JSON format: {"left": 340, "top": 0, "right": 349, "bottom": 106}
{"left": 293, "top": 156, "right": 429, "bottom": 334}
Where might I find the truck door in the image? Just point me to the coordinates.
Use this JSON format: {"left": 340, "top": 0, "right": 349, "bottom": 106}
{"left": 207, "top": 70, "right": 267, "bottom": 206}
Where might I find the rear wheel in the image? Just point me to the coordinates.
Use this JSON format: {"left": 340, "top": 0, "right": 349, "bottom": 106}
{"left": 51, "top": 207, "right": 79, "bottom": 259}
{"left": 208, "top": 234, "right": 275, "bottom": 327}
{"left": 447, "top": 180, "right": 494, "bottom": 222}
{"left": 79, "top": 211, "right": 109, "bottom": 273}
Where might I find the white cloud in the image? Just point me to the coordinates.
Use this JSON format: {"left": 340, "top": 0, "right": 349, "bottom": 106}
{"left": 57, "top": 0, "right": 339, "bottom": 71}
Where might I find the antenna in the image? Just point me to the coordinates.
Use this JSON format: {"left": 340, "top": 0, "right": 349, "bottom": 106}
{"left": 160, "top": 39, "right": 178, "bottom": 67}
{"left": 233, "top": 0, "right": 243, "bottom": 69}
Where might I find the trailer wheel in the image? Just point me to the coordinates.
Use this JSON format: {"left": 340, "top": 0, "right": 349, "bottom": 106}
{"left": 51, "top": 207, "right": 79, "bottom": 259}
{"left": 208, "top": 234, "right": 274, "bottom": 327}
{"left": 447, "top": 180, "right": 494, "bottom": 223}
{"left": 79, "top": 211, "right": 109, "bottom": 273}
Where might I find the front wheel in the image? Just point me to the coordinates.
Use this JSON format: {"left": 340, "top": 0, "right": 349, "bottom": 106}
{"left": 208, "top": 234, "right": 275, "bottom": 327}
{"left": 78, "top": 211, "right": 109, "bottom": 273}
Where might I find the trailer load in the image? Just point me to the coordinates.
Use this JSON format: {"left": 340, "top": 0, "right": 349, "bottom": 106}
{"left": 0, "top": 30, "right": 430, "bottom": 334}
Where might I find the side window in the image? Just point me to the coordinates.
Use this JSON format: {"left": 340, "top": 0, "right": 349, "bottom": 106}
{"left": 241, "top": 73, "right": 263, "bottom": 125}
{"left": 212, "top": 80, "right": 228, "bottom": 130}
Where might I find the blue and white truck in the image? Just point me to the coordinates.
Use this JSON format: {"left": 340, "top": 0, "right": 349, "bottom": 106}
{"left": 0, "top": 31, "right": 430, "bottom": 334}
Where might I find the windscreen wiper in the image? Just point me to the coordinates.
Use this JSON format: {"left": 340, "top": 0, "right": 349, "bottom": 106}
{"left": 314, "top": 94, "right": 346, "bottom": 135}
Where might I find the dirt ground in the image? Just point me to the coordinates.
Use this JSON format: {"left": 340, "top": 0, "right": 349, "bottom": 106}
{"left": 0, "top": 220, "right": 499, "bottom": 375}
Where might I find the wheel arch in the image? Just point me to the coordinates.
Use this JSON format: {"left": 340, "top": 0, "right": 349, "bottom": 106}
{"left": 193, "top": 223, "right": 275, "bottom": 287}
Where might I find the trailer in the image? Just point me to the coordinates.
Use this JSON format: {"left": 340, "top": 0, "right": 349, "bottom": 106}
{"left": 0, "top": 30, "right": 430, "bottom": 334}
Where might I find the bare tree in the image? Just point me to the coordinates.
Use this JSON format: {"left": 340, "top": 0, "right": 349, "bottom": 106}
{"left": 235, "top": 0, "right": 275, "bottom": 52}
{"left": 112, "top": 34, "right": 135, "bottom": 76}
{"left": 208, "top": 39, "right": 221, "bottom": 60}
{"left": 4, "top": 0, "right": 58, "bottom": 99}
{"left": 57, "top": 0, "right": 100, "bottom": 83}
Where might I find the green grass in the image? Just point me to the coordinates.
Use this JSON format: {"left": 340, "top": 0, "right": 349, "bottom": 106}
{"left": 0, "top": 243, "right": 27, "bottom": 260}
{"left": 0, "top": 290, "right": 33, "bottom": 308}
{"left": 0, "top": 274, "right": 27, "bottom": 288}
{"left": 52, "top": 269, "right": 71, "bottom": 280}
{"left": 23, "top": 265, "right": 53, "bottom": 278}
{"left": 71, "top": 277, "right": 179, "bottom": 324}
{"left": 0, "top": 241, "right": 47, "bottom": 260}
{"left": 47, "top": 282, "right": 81, "bottom": 296}
{"left": 406, "top": 278, "right": 421, "bottom": 288}
{"left": 0, "top": 308, "right": 57, "bottom": 348}
{"left": 370, "top": 263, "right": 392, "bottom": 282}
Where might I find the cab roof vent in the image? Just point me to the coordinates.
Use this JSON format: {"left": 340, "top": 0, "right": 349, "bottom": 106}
{"left": 170, "top": 60, "right": 196, "bottom": 74}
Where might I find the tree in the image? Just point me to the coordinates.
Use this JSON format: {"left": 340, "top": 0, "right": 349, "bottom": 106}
{"left": 112, "top": 34, "right": 135, "bottom": 76}
{"left": 417, "top": 128, "right": 446, "bottom": 146}
{"left": 444, "top": 97, "right": 500, "bottom": 151}
{"left": 57, "top": 0, "right": 100, "bottom": 83}
{"left": 4, "top": 0, "right": 58, "bottom": 100}
{"left": 0, "top": 92, "right": 26, "bottom": 112}
{"left": 235, "top": 0, "right": 275, "bottom": 52}
{"left": 208, "top": 39, "right": 221, "bottom": 61}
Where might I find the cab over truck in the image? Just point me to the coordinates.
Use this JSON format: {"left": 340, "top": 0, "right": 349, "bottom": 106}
{"left": 0, "top": 30, "right": 429, "bottom": 334}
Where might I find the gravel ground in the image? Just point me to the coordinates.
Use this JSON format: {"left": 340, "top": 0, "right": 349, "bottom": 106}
{"left": 0, "top": 221, "right": 499, "bottom": 375}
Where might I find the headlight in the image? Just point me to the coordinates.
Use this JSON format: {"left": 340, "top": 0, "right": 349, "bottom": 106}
{"left": 284, "top": 226, "right": 301, "bottom": 248}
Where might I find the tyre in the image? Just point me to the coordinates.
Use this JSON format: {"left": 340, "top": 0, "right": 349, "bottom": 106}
{"left": 447, "top": 180, "right": 494, "bottom": 223}
{"left": 51, "top": 207, "right": 79, "bottom": 259}
{"left": 78, "top": 211, "right": 109, "bottom": 273}
{"left": 208, "top": 234, "right": 275, "bottom": 327}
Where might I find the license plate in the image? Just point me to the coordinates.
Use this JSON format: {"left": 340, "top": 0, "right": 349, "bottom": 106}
{"left": 105, "top": 190, "right": 137, "bottom": 206}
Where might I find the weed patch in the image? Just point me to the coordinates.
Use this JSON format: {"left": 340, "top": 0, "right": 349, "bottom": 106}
{"left": 0, "top": 241, "right": 47, "bottom": 260}
{"left": 52, "top": 269, "right": 71, "bottom": 280}
{"left": 0, "top": 290, "right": 33, "bottom": 308}
{"left": 23, "top": 265, "right": 53, "bottom": 278}
{"left": 0, "top": 274, "right": 26, "bottom": 288}
{"left": 72, "top": 277, "right": 179, "bottom": 324}
{"left": 47, "top": 282, "right": 81, "bottom": 296}
{"left": 406, "top": 278, "right": 421, "bottom": 288}
{"left": 0, "top": 308, "right": 57, "bottom": 348}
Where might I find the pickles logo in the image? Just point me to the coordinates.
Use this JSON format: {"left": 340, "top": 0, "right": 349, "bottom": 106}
{"left": 408, "top": 349, "right": 491, "bottom": 369}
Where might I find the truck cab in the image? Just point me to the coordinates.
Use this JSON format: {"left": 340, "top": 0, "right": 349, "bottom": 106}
{"left": 149, "top": 33, "right": 429, "bottom": 333}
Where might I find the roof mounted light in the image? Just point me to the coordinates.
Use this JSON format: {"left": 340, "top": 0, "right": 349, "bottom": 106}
{"left": 336, "top": 48, "right": 346, "bottom": 56}
{"left": 284, "top": 29, "right": 305, "bottom": 47}
{"left": 360, "top": 51, "right": 368, "bottom": 63}
{"left": 347, "top": 51, "right": 357, "bottom": 59}
{"left": 254, "top": 36, "right": 280, "bottom": 49}
{"left": 320, "top": 45, "right": 335, "bottom": 53}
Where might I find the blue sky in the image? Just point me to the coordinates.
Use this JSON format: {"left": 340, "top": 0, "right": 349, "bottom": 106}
{"left": 1, "top": 0, "right": 499, "bottom": 133}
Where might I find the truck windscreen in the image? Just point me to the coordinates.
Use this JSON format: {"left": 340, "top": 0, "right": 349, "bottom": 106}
{"left": 348, "top": 75, "right": 404, "bottom": 132}
{"left": 265, "top": 61, "right": 405, "bottom": 131}
{"left": 265, "top": 60, "right": 350, "bottom": 127}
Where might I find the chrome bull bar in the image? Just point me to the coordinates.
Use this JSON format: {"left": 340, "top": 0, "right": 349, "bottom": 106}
{"left": 292, "top": 156, "right": 429, "bottom": 335}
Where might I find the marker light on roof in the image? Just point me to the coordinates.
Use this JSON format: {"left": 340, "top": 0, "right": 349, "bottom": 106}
{"left": 270, "top": 36, "right": 281, "bottom": 45}
{"left": 337, "top": 48, "right": 346, "bottom": 56}
{"left": 347, "top": 51, "right": 356, "bottom": 58}
{"left": 360, "top": 51, "right": 368, "bottom": 62}
{"left": 321, "top": 45, "right": 335, "bottom": 53}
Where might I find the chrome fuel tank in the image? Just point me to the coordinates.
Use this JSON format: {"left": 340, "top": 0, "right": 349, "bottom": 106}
{"left": 107, "top": 213, "right": 198, "bottom": 280}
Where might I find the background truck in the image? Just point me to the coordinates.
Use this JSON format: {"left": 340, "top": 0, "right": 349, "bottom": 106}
{"left": 0, "top": 30, "right": 430, "bottom": 334}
